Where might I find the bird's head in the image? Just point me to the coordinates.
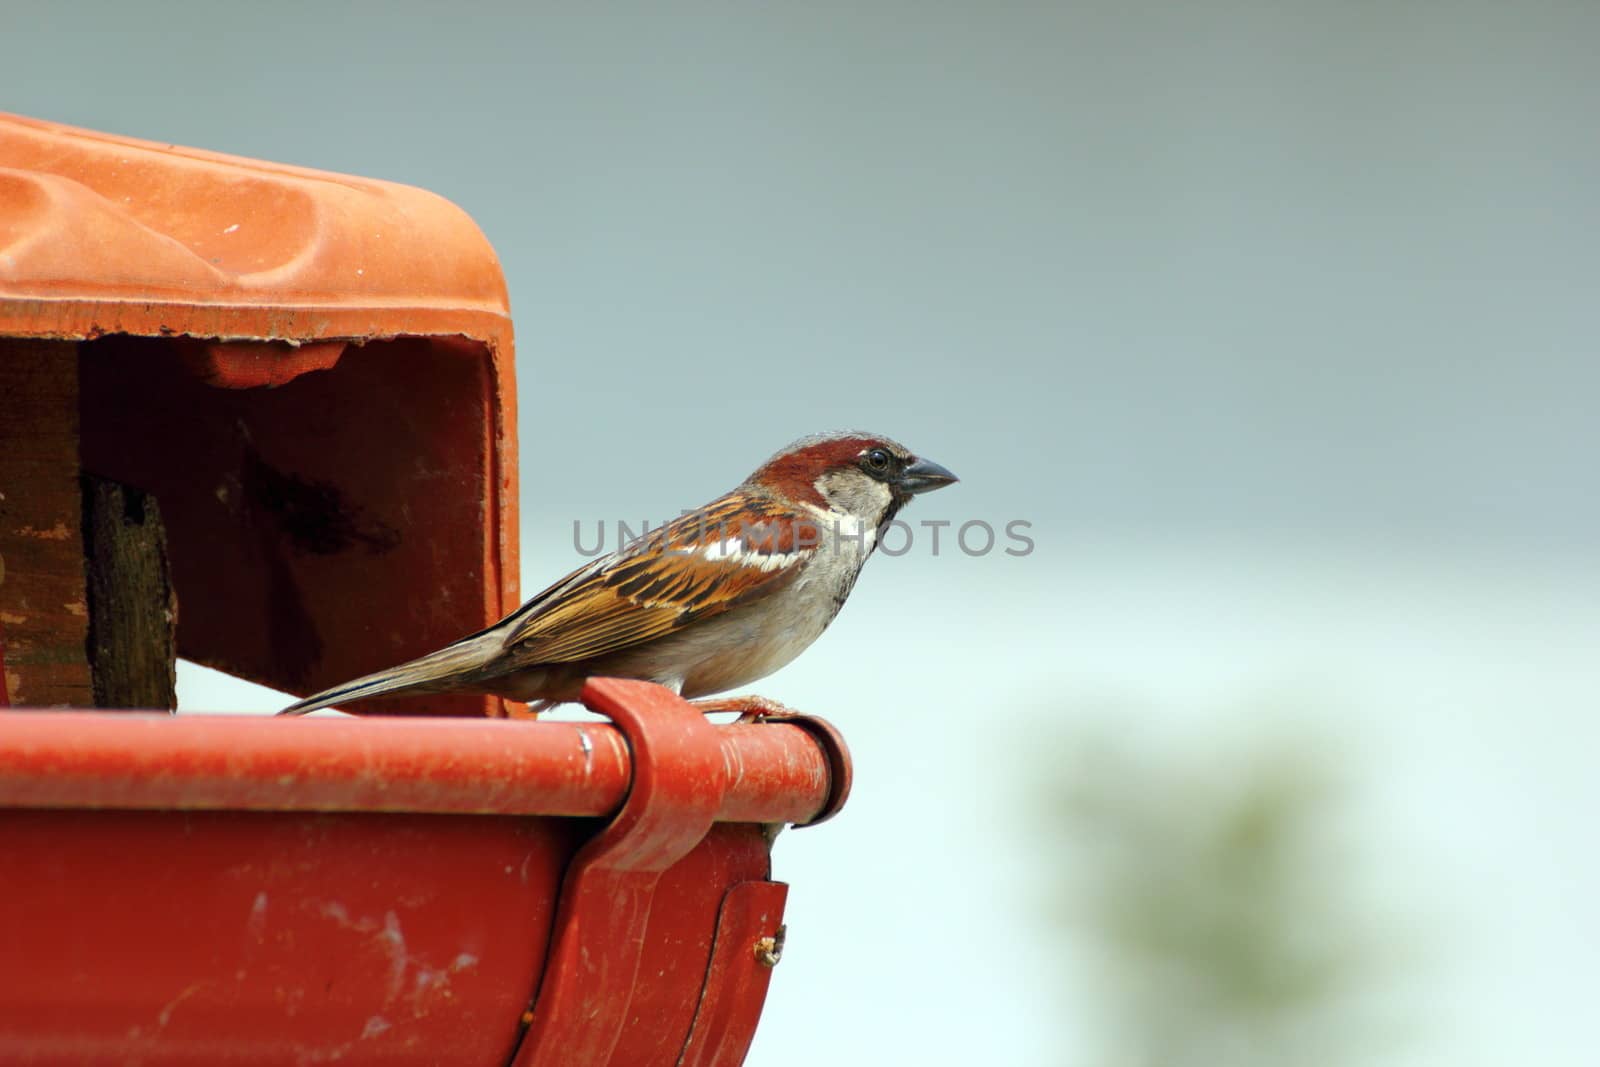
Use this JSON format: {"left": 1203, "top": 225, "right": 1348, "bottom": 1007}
{"left": 747, "top": 431, "right": 958, "bottom": 527}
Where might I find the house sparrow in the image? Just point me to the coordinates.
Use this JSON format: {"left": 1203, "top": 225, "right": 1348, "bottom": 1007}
{"left": 279, "top": 432, "right": 956, "bottom": 717}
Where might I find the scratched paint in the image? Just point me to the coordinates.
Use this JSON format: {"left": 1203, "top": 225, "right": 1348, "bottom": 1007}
{"left": 246, "top": 890, "right": 269, "bottom": 942}
{"left": 312, "top": 901, "right": 482, "bottom": 1013}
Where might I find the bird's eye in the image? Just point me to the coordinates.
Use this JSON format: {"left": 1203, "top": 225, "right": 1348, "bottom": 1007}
{"left": 865, "top": 448, "right": 891, "bottom": 471}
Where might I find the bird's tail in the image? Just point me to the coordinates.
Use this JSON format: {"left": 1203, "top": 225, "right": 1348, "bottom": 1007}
{"left": 278, "top": 634, "right": 496, "bottom": 716}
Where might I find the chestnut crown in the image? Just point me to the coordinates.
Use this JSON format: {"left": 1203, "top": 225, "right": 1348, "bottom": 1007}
{"left": 746, "top": 431, "right": 957, "bottom": 523}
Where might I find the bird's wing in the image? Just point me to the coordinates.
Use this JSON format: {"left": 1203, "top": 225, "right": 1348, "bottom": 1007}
{"left": 500, "top": 492, "right": 822, "bottom": 664}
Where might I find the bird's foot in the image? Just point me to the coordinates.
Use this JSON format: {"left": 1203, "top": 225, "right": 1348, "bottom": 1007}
{"left": 689, "top": 694, "right": 800, "bottom": 723}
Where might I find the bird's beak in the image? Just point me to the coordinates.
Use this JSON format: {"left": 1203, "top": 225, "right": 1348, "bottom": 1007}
{"left": 898, "top": 456, "right": 959, "bottom": 495}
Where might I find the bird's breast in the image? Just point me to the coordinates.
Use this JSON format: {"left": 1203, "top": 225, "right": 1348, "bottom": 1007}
{"left": 678, "top": 525, "right": 873, "bottom": 697}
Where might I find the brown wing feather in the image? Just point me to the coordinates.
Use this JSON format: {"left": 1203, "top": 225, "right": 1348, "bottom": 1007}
{"left": 500, "top": 493, "right": 818, "bottom": 665}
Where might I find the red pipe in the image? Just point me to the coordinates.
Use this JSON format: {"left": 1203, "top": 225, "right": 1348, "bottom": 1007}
{"left": 0, "top": 711, "right": 833, "bottom": 826}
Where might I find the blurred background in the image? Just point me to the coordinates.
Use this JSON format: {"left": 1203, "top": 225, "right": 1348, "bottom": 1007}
{"left": 7, "top": 2, "right": 1597, "bottom": 1063}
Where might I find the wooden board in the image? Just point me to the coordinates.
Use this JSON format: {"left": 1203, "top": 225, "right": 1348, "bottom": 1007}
{"left": 0, "top": 339, "right": 92, "bottom": 707}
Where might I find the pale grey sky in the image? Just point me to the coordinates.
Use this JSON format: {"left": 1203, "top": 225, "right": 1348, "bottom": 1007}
{"left": 7, "top": 1, "right": 1599, "bottom": 549}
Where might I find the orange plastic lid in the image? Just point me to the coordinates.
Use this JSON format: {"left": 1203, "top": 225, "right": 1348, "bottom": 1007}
{"left": 0, "top": 111, "right": 509, "bottom": 341}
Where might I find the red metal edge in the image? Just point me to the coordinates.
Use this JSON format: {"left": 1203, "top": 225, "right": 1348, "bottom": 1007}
{"left": 510, "top": 678, "right": 730, "bottom": 1066}
{"left": 677, "top": 880, "right": 791, "bottom": 1067}
{"left": 0, "top": 709, "right": 837, "bottom": 825}
{"left": 738, "top": 709, "right": 853, "bottom": 827}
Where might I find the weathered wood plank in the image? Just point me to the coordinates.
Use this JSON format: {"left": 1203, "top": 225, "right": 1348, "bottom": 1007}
{"left": 82, "top": 475, "right": 176, "bottom": 710}
{"left": 0, "top": 339, "right": 93, "bottom": 707}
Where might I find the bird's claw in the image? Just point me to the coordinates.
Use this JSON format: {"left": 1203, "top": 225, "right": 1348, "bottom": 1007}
{"left": 690, "top": 694, "right": 800, "bottom": 723}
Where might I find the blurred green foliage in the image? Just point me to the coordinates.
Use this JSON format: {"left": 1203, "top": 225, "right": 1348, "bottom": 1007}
{"left": 1044, "top": 722, "right": 1391, "bottom": 1067}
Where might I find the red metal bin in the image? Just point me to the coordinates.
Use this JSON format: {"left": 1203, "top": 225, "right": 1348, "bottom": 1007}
{"left": 0, "top": 114, "right": 850, "bottom": 1065}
